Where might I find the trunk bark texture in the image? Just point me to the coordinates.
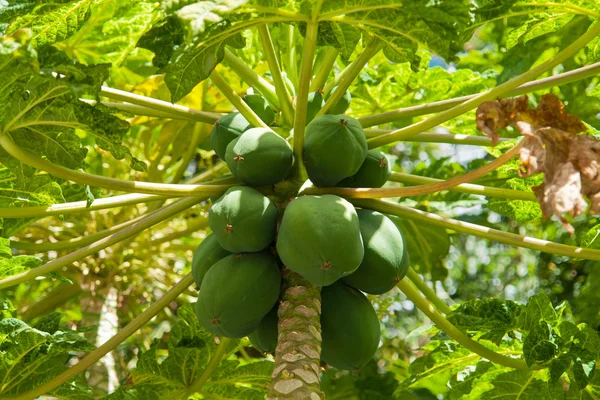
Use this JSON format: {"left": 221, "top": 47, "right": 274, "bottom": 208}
{"left": 267, "top": 269, "right": 323, "bottom": 400}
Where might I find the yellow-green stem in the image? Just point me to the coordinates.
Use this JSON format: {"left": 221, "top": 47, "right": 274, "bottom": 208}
{"left": 310, "top": 47, "right": 339, "bottom": 91}
{"left": 353, "top": 199, "right": 600, "bottom": 261}
{"left": 406, "top": 268, "right": 452, "bottom": 314}
{"left": 209, "top": 70, "right": 269, "bottom": 128}
{"left": 187, "top": 337, "right": 232, "bottom": 395}
{"left": 0, "top": 134, "right": 234, "bottom": 197}
{"left": 388, "top": 172, "right": 536, "bottom": 201}
{"left": 257, "top": 24, "right": 295, "bottom": 127}
{"left": 305, "top": 140, "right": 522, "bottom": 198}
{"left": 291, "top": 22, "right": 319, "bottom": 179}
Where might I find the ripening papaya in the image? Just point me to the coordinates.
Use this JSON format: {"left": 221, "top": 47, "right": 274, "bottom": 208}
{"left": 243, "top": 94, "right": 276, "bottom": 126}
{"left": 321, "top": 281, "right": 380, "bottom": 370}
{"left": 306, "top": 90, "right": 324, "bottom": 123}
{"left": 325, "top": 86, "right": 351, "bottom": 115}
{"left": 225, "top": 128, "right": 293, "bottom": 185}
{"left": 303, "top": 114, "right": 368, "bottom": 187}
{"left": 337, "top": 150, "right": 392, "bottom": 188}
{"left": 342, "top": 209, "right": 406, "bottom": 294}
{"left": 192, "top": 234, "right": 231, "bottom": 288}
{"left": 208, "top": 186, "right": 278, "bottom": 253}
{"left": 195, "top": 252, "right": 281, "bottom": 338}
{"left": 276, "top": 195, "right": 364, "bottom": 286}
{"left": 210, "top": 112, "right": 252, "bottom": 159}
{"left": 248, "top": 305, "right": 278, "bottom": 353}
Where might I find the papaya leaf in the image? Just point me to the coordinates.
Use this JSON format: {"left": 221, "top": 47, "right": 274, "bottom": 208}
{"left": 5, "top": 0, "right": 94, "bottom": 48}
{"left": 0, "top": 315, "right": 95, "bottom": 397}
{"left": 478, "top": 370, "right": 566, "bottom": 400}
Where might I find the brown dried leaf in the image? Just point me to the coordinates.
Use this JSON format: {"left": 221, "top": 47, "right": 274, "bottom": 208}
{"left": 475, "top": 94, "right": 599, "bottom": 233}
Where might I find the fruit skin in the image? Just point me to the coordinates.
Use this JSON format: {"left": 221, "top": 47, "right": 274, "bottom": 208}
{"left": 337, "top": 149, "right": 392, "bottom": 188}
{"left": 208, "top": 186, "right": 278, "bottom": 252}
{"left": 321, "top": 281, "right": 380, "bottom": 370}
{"left": 243, "top": 94, "right": 276, "bottom": 125}
{"left": 195, "top": 252, "right": 281, "bottom": 338}
{"left": 342, "top": 209, "right": 406, "bottom": 294}
{"left": 248, "top": 305, "right": 278, "bottom": 353}
{"left": 225, "top": 128, "right": 293, "bottom": 185}
{"left": 192, "top": 234, "right": 231, "bottom": 288}
{"left": 303, "top": 114, "right": 368, "bottom": 187}
{"left": 325, "top": 86, "right": 351, "bottom": 115}
{"left": 210, "top": 112, "right": 252, "bottom": 159}
{"left": 276, "top": 195, "right": 364, "bottom": 286}
{"left": 306, "top": 91, "right": 324, "bottom": 123}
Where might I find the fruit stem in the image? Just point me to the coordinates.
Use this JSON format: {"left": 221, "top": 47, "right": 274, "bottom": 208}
{"left": 317, "top": 39, "right": 382, "bottom": 117}
{"left": 387, "top": 172, "right": 536, "bottom": 201}
{"left": 224, "top": 48, "right": 280, "bottom": 108}
{"left": 6, "top": 273, "right": 195, "bottom": 400}
{"left": 187, "top": 337, "right": 232, "bottom": 395}
{"left": 310, "top": 47, "right": 339, "bottom": 91}
{"left": 0, "top": 133, "right": 235, "bottom": 197}
{"left": 366, "top": 21, "right": 600, "bottom": 148}
{"left": 209, "top": 69, "right": 270, "bottom": 128}
{"left": 267, "top": 270, "right": 323, "bottom": 400}
{"left": 305, "top": 140, "right": 523, "bottom": 198}
{"left": 358, "top": 60, "right": 600, "bottom": 128}
{"left": 291, "top": 21, "right": 319, "bottom": 180}
{"left": 100, "top": 86, "right": 221, "bottom": 124}
{"left": 406, "top": 268, "right": 452, "bottom": 314}
{"left": 352, "top": 199, "right": 600, "bottom": 261}
{"left": 397, "top": 278, "right": 530, "bottom": 370}
{"left": 0, "top": 196, "right": 203, "bottom": 289}
{"left": 257, "top": 24, "right": 295, "bottom": 127}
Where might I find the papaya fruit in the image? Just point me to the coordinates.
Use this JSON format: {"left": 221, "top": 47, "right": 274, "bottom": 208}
{"left": 337, "top": 149, "right": 392, "bottom": 188}
{"left": 195, "top": 252, "right": 281, "bottom": 338}
{"left": 210, "top": 112, "right": 252, "bottom": 159}
{"left": 225, "top": 128, "right": 293, "bottom": 185}
{"left": 321, "top": 281, "right": 380, "bottom": 370}
{"left": 192, "top": 234, "right": 231, "bottom": 288}
{"left": 276, "top": 195, "right": 364, "bottom": 286}
{"left": 306, "top": 90, "right": 324, "bottom": 124}
{"left": 248, "top": 304, "right": 278, "bottom": 353}
{"left": 342, "top": 209, "right": 406, "bottom": 294}
{"left": 243, "top": 94, "right": 276, "bottom": 126}
{"left": 325, "top": 86, "right": 351, "bottom": 115}
{"left": 303, "top": 114, "right": 368, "bottom": 187}
{"left": 208, "top": 186, "right": 278, "bottom": 252}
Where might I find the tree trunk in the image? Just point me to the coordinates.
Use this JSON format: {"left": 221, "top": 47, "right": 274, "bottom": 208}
{"left": 267, "top": 269, "right": 323, "bottom": 400}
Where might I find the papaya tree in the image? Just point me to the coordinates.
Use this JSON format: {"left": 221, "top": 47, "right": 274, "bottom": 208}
{"left": 2, "top": 1, "right": 600, "bottom": 399}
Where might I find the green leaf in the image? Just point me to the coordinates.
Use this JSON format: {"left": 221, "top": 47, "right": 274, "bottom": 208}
{"left": 5, "top": 0, "right": 94, "bottom": 48}
{"left": 0, "top": 316, "right": 95, "bottom": 396}
{"left": 0, "top": 254, "right": 43, "bottom": 279}
{"left": 479, "top": 370, "right": 564, "bottom": 400}
{"left": 517, "top": 293, "right": 557, "bottom": 332}
{"left": 522, "top": 321, "right": 559, "bottom": 367}
{"left": 549, "top": 354, "right": 571, "bottom": 384}
{"left": 0, "top": 298, "right": 17, "bottom": 319}
{"left": 571, "top": 348, "right": 596, "bottom": 390}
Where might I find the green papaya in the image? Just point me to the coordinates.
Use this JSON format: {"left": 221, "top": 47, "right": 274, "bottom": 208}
{"left": 192, "top": 234, "right": 231, "bottom": 288}
{"left": 325, "top": 86, "right": 351, "bottom": 115}
{"left": 276, "top": 195, "right": 364, "bottom": 286}
{"left": 243, "top": 94, "right": 276, "bottom": 126}
{"left": 342, "top": 209, "right": 406, "bottom": 294}
{"left": 248, "top": 305, "right": 278, "bottom": 353}
{"left": 303, "top": 114, "right": 368, "bottom": 187}
{"left": 321, "top": 281, "right": 380, "bottom": 370}
{"left": 337, "top": 149, "right": 392, "bottom": 188}
{"left": 306, "top": 90, "right": 324, "bottom": 124}
{"left": 225, "top": 128, "right": 293, "bottom": 185}
{"left": 208, "top": 186, "right": 278, "bottom": 252}
{"left": 195, "top": 252, "right": 281, "bottom": 338}
{"left": 210, "top": 112, "right": 252, "bottom": 159}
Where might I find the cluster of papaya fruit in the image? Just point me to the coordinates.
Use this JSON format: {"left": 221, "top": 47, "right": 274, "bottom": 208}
{"left": 192, "top": 90, "right": 409, "bottom": 371}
